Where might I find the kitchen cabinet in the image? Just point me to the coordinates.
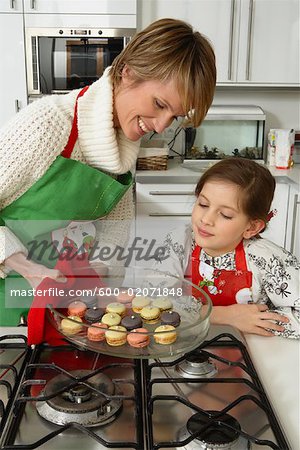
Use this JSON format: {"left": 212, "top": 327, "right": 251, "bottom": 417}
{"left": 135, "top": 183, "right": 195, "bottom": 268}
{"left": 285, "top": 183, "right": 300, "bottom": 258}
{"left": 238, "top": 0, "right": 299, "bottom": 85}
{"left": 262, "top": 181, "right": 290, "bottom": 247}
{"left": 135, "top": 179, "right": 292, "bottom": 255}
{"left": 138, "top": 0, "right": 237, "bottom": 84}
{"left": 23, "top": 0, "right": 136, "bottom": 14}
{"left": 0, "top": 0, "right": 23, "bottom": 12}
{"left": 138, "top": 0, "right": 299, "bottom": 86}
{"left": 0, "top": 12, "right": 27, "bottom": 128}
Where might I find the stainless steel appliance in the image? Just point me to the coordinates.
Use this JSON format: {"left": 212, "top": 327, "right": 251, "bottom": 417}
{"left": 0, "top": 333, "right": 289, "bottom": 449}
{"left": 25, "top": 28, "right": 135, "bottom": 99}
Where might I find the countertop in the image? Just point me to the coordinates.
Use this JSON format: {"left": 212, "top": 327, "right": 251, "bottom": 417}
{"left": 205, "top": 326, "right": 300, "bottom": 450}
{"left": 136, "top": 159, "right": 300, "bottom": 185}
{"left": 243, "top": 333, "right": 300, "bottom": 450}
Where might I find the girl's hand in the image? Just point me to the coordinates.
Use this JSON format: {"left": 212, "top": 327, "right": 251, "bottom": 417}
{"left": 211, "top": 303, "right": 290, "bottom": 337}
{"left": 5, "top": 252, "right": 67, "bottom": 289}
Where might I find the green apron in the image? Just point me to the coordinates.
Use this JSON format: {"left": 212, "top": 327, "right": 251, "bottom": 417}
{"left": 0, "top": 86, "right": 132, "bottom": 325}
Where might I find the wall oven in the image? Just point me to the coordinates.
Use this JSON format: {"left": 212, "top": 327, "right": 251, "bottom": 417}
{"left": 25, "top": 27, "right": 135, "bottom": 99}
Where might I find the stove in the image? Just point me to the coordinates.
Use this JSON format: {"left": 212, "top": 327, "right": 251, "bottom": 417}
{"left": 0, "top": 333, "right": 290, "bottom": 450}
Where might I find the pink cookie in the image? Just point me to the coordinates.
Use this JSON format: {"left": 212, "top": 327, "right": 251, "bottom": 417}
{"left": 87, "top": 323, "right": 108, "bottom": 342}
{"left": 127, "top": 328, "right": 150, "bottom": 348}
{"left": 116, "top": 289, "right": 136, "bottom": 304}
{"left": 68, "top": 300, "right": 87, "bottom": 318}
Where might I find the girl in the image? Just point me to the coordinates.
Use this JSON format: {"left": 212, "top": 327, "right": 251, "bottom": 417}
{"left": 154, "top": 158, "right": 299, "bottom": 338}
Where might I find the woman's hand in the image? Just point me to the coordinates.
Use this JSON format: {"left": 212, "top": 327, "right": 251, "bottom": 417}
{"left": 5, "top": 252, "right": 67, "bottom": 289}
{"left": 211, "top": 303, "right": 290, "bottom": 337}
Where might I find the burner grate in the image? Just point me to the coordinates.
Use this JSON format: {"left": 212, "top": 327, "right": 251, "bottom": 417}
{"left": 146, "top": 333, "right": 289, "bottom": 450}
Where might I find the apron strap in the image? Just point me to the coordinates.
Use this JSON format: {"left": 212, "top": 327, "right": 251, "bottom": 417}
{"left": 235, "top": 240, "right": 248, "bottom": 271}
{"left": 61, "top": 86, "right": 89, "bottom": 159}
{"left": 191, "top": 244, "right": 201, "bottom": 260}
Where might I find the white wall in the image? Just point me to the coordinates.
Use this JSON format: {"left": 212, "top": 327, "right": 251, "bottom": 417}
{"left": 214, "top": 88, "right": 300, "bottom": 161}
{"left": 214, "top": 88, "right": 300, "bottom": 132}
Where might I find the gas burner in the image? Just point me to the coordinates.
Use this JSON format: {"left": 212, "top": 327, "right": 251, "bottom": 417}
{"left": 175, "top": 351, "right": 218, "bottom": 379}
{"left": 36, "top": 370, "right": 122, "bottom": 427}
{"left": 177, "top": 411, "right": 250, "bottom": 450}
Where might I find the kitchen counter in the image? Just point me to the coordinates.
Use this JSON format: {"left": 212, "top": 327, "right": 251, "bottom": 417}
{"left": 243, "top": 333, "right": 300, "bottom": 450}
{"left": 136, "top": 159, "right": 300, "bottom": 185}
{"left": 207, "top": 325, "right": 300, "bottom": 450}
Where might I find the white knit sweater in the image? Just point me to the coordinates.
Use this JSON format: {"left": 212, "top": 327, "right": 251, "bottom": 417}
{"left": 0, "top": 68, "right": 141, "bottom": 277}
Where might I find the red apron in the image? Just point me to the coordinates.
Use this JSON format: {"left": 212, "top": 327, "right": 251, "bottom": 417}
{"left": 191, "top": 241, "right": 253, "bottom": 306}
{"left": 27, "top": 87, "right": 106, "bottom": 345}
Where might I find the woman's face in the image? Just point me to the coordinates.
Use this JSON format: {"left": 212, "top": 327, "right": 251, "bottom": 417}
{"left": 114, "top": 67, "right": 185, "bottom": 141}
{"left": 192, "top": 180, "right": 259, "bottom": 257}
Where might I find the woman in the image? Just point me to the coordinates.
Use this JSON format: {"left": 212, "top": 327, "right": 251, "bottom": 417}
{"left": 0, "top": 18, "right": 216, "bottom": 325}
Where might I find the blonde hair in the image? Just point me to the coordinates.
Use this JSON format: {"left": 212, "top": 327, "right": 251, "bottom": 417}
{"left": 110, "top": 18, "right": 216, "bottom": 127}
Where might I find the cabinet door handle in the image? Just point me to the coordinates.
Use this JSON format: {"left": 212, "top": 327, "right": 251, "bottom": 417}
{"left": 149, "top": 191, "right": 194, "bottom": 196}
{"left": 10, "top": 0, "right": 15, "bottom": 9}
{"left": 228, "top": 0, "right": 235, "bottom": 80}
{"left": 290, "top": 195, "right": 300, "bottom": 253}
{"left": 30, "top": 0, "right": 36, "bottom": 9}
{"left": 148, "top": 213, "right": 191, "bottom": 217}
{"left": 15, "top": 99, "right": 21, "bottom": 113}
{"left": 245, "top": 0, "right": 254, "bottom": 80}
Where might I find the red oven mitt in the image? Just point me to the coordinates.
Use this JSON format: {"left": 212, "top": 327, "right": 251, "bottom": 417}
{"left": 27, "top": 251, "right": 105, "bottom": 346}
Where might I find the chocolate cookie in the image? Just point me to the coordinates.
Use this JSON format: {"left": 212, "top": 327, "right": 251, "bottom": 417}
{"left": 84, "top": 307, "right": 105, "bottom": 324}
{"left": 121, "top": 314, "right": 143, "bottom": 331}
{"left": 160, "top": 310, "right": 181, "bottom": 328}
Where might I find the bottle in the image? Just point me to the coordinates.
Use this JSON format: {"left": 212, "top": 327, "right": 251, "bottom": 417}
{"left": 275, "top": 129, "right": 292, "bottom": 169}
{"left": 267, "top": 129, "right": 276, "bottom": 166}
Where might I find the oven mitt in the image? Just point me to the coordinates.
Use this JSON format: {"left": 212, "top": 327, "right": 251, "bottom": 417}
{"left": 27, "top": 251, "right": 105, "bottom": 346}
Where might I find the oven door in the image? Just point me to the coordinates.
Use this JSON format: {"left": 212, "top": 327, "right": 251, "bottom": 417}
{"left": 26, "top": 28, "right": 135, "bottom": 97}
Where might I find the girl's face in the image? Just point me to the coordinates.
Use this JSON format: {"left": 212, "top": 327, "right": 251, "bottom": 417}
{"left": 113, "top": 67, "right": 184, "bottom": 141}
{"left": 192, "top": 180, "right": 261, "bottom": 257}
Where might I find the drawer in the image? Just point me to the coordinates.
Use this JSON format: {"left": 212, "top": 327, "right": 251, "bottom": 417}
{"left": 136, "top": 201, "right": 194, "bottom": 217}
{"left": 136, "top": 202, "right": 192, "bottom": 250}
{"left": 135, "top": 183, "right": 196, "bottom": 203}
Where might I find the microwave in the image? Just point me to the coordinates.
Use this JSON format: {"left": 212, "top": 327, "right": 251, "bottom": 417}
{"left": 184, "top": 105, "right": 266, "bottom": 163}
{"left": 25, "top": 27, "right": 135, "bottom": 99}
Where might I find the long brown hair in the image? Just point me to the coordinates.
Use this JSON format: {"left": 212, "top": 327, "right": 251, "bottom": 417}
{"left": 195, "top": 158, "right": 276, "bottom": 231}
{"left": 110, "top": 18, "right": 216, "bottom": 128}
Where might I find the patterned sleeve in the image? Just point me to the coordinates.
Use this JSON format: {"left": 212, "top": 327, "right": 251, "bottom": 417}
{"left": 142, "top": 223, "right": 193, "bottom": 289}
{"left": 246, "top": 238, "right": 300, "bottom": 339}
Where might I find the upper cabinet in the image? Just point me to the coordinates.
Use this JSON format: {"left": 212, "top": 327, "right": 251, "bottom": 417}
{"left": 138, "top": 0, "right": 299, "bottom": 87}
{"left": 237, "top": 0, "right": 299, "bottom": 85}
{"left": 0, "top": 11, "right": 27, "bottom": 128}
{"left": 0, "top": 0, "right": 23, "bottom": 12}
{"left": 23, "top": 0, "right": 136, "bottom": 14}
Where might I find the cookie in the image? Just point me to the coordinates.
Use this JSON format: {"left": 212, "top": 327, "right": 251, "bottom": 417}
{"left": 127, "top": 328, "right": 150, "bottom": 348}
{"left": 61, "top": 316, "right": 83, "bottom": 335}
{"left": 132, "top": 296, "right": 151, "bottom": 313}
{"left": 105, "top": 326, "right": 127, "bottom": 346}
{"left": 152, "top": 297, "right": 173, "bottom": 311}
{"left": 106, "top": 302, "right": 126, "bottom": 317}
{"left": 87, "top": 323, "right": 108, "bottom": 341}
{"left": 84, "top": 307, "right": 105, "bottom": 324}
{"left": 121, "top": 314, "right": 143, "bottom": 331}
{"left": 140, "top": 306, "right": 160, "bottom": 324}
{"left": 67, "top": 300, "right": 87, "bottom": 318}
{"left": 160, "top": 310, "right": 181, "bottom": 327}
{"left": 154, "top": 325, "right": 177, "bottom": 345}
{"left": 101, "top": 312, "right": 121, "bottom": 327}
